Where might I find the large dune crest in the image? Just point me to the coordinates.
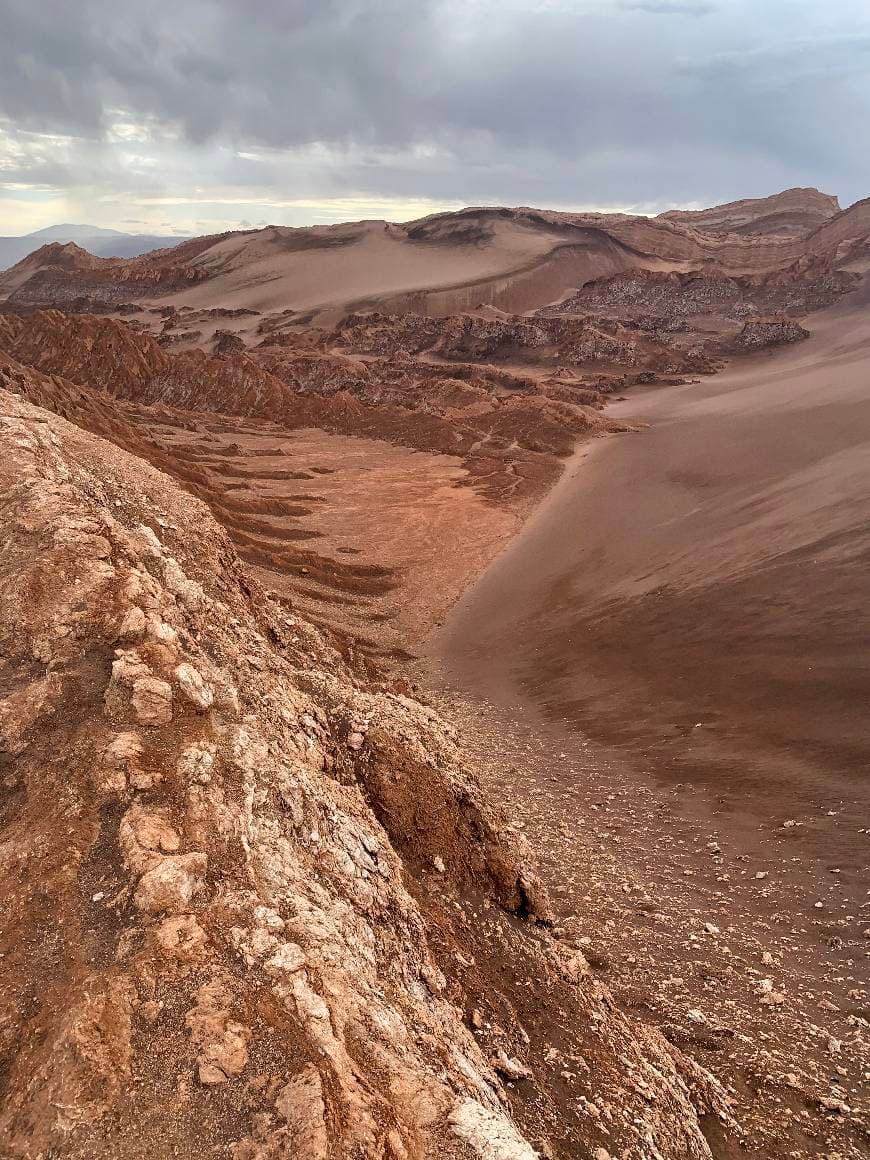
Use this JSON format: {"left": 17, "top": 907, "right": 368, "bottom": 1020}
{"left": 4, "top": 188, "right": 869, "bottom": 323}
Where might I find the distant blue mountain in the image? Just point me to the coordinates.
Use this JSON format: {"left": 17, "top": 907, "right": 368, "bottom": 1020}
{"left": 0, "top": 224, "right": 191, "bottom": 271}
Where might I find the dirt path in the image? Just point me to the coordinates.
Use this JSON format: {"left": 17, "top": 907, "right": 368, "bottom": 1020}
{"left": 422, "top": 286, "right": 870, "bottom": 1156}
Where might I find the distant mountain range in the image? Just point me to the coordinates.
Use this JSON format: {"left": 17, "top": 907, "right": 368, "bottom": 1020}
{"left": 0, "top": 224, "right": 190, "bottom": 271}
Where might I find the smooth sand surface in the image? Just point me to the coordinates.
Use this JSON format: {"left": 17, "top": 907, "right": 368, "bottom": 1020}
{"left": 167, "top": 218, "right": 562, "bottom": 315}
{"left": 430, "top": 278, "right": 870, "bottom": 837}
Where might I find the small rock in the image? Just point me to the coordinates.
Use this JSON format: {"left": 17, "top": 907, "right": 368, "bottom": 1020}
{"left": 492, "top": 1050, "right": 532, "bottom": 1080}
{"left": 175, "top": 663, "right": 214, "bottom": 711}
{"left": 819, "top": 1096, "right": 850, "bottom": 1115}
{"left": 197, "top": 1062, "right": 226, "bottom": 1085}
{"left": 131, "top": 676, "right": 173, "bottom": 726}
{"left": 264, "top": 942, "right": 307, "bottom": 977}
{"left": 134, "top": 852, "right": 207, "bottom": 914}
{"left": 760, "top": 992, "right": 786, "bottom": 1006}
{"left": 155, "top": 914, "right": 208, "bottom": 961}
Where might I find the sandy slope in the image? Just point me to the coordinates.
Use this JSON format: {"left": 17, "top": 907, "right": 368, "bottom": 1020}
{"left": 162, "top": 194, "right": 870, "bottom": 318}
{"left": 143, "top": 195, "right": 870, "bottom": 322}
{"left": 423, "top": 276, "right": 870, "bottom": 1158}
{"left": 430, "top": 276, "right": 870, "bottom": 810}
{"left": 166, "top": 218, "right": 564, "bottom": 317}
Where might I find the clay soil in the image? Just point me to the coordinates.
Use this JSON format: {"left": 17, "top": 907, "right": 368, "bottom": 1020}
{"left": 143, "top": 414, "right": 518, "bottom": 655}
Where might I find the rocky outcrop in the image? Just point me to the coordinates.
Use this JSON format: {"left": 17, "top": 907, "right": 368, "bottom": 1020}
{"left": 332, "top": 311, "right": 715, "bottom": 375}
{"left": 2, "top": 311, "right": 612, "bottom": 505}
{"left": 213, "top": 329, "right": 246, "bottom": 354}
{"left": 548, "top": 261, "right": 858, "bottom": 322}
{"left": 0, "top": 241, "right": 210, "bottom": 306}
{"left": 729, "top": 316, "right": 810, "bottom": 350}
{"left": 658, "top": 187, "right": 841, "bottom": 237}
{"left": 0, "top": 389, "right": 733, "bottom": 1157}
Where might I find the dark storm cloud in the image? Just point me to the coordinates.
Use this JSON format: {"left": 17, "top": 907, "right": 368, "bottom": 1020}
{"left": 0, "top": 0, "right": 868, "bottom": 216}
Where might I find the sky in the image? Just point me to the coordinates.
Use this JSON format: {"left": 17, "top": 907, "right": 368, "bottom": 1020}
{"left": 1, "top": 0, "right": 869, "bottom": 236}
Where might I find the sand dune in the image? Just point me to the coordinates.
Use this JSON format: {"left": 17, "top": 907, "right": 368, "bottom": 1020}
{"left": 6, "top": 188, "right": 870, "bottom": 325}
{"left": 165, "top": 196, "right": 870, "bottom": 319}
{"left": 432, "top": 273, "right": 870, "bottom": 838}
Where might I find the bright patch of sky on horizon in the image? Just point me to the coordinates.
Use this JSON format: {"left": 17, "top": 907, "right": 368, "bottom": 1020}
{"left": 1, "top": 0, "right": 868, "bottom": 236}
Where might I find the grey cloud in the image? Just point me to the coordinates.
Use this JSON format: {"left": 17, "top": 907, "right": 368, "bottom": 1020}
{"left": 618, "top": 1, "right": 717, "bottom": 14}
{"left": 0, "top": 0, "right": 868, "bottom": 214}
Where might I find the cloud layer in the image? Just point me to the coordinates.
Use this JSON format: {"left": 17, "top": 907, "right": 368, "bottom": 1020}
{"left": 0, "top": 0, "right": 868, "bottom": 233}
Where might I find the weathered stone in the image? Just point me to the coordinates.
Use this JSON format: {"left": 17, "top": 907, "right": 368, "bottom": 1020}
{"left": 131, "top": 676, "right": 173, "bottom": 726}
{"left": 120, "top": 807, "right": 182, "bottom": 874}
{"left": 175, "top": 662, "right": 214, "bottom": 711}
{"left": 448, "top": 1099, "right": 538, "bottom": 1159}
{"left": 117, "top": 606, "right": 146, "bottom": 641}
{"left": 264, "top": 942, "right": 307, "bottom": 977}
{"left": 274, "top": 1065, "right": 329, "bottom": 1158}
{"left": 186, "top": 978, "right": 250, "bottom": 1085}
{"left": 133, "top": 852, "right": 207, "bottom": 914}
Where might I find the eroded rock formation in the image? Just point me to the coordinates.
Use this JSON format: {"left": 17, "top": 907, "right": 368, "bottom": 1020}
{"left": 0, "top": 388, "right": 732, "bottom": 1157}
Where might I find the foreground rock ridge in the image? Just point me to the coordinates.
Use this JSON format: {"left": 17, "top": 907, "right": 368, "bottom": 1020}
{"left": 0, "top": 386, "right": 732, "bottom": 1157}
